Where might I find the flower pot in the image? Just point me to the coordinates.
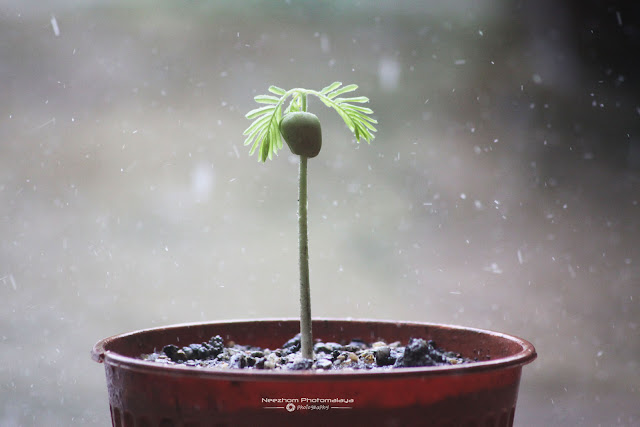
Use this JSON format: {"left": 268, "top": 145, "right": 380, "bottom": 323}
{"left": 92, "top": 318, "right": 536, "bottom": 427}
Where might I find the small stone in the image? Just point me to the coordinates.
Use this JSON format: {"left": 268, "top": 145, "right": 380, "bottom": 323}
{"left": 189, "top": 343, "right": 208, "bottom": 359}
{"left": 371, "top": 341, "right": 387, "bottom": 348}
{"left": 254, "top": 358, "right": 266, "bottom": 369}
{"left": 285, "top": 354, "right": 298, "bottom": 363}
{"left": 400, "top": 338, "right": 436, "bottom": 367}
{"left": 175, "top": 349, "right": 187, "bottom": 363}
{"left": 314, "top": 342, "right": 343, "bottom": 354}
{"left": 316, "top": 359, "right": 333, "bottom": 370}
{"left": 162, "top": 345, "right": 184, "bottom": 362}
{"left": 181, "top": 346, "right": 194, "bottom": 359}
{"left": 375, "top": 346, "right": 395, "bottom": 366}
{"left": 149, "top": 353, "right": 168, "bottom": 362}
{"left": 208, "top": 336, "right": 225, "bottom": 356}
{"left": 291, "top": 358, "right": 313, "bottom": 370}
{"left": 282, "top": 334, "right": 301, "bottom": 354}
{"left": 360, "top": 351, "right": 376, "bottom": 365}
{"left": 345, "top": 339, "right": 366, "bottom": 352}
{"left": 264, "top": 354, "right": 278, "bottom": 369}
{"left": 321, "top": 352, "right": 335, "bottom": 361}
{"left": 250, "top": 350, "right": 265, "bottom": 358}
{"left": 229, "top": 353, "right": 247, "bottom": 369}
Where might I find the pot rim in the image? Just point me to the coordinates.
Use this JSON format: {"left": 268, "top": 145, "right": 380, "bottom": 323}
{"left": 92, "top": 318, "right": 536, "bottom": 381}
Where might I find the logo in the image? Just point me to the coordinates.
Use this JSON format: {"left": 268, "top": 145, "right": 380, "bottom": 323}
{"left": 262, "top": 396, "right": 355, "bottom": 412}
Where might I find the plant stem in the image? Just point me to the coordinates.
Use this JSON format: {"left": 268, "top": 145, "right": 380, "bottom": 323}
{"left": 298, "top": 92, "right": 313, "bottom": 360}
{"left": 298, "top": 154, "right": 313, "bottom": 359}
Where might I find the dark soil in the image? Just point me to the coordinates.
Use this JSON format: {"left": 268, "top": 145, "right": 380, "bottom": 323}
{"left": 141, "top": 333, "right": 473, "bottom": 371}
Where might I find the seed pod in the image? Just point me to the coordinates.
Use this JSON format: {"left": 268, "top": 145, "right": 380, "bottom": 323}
{"left": 279, "top": 112, "right": 322, "bottom": 158}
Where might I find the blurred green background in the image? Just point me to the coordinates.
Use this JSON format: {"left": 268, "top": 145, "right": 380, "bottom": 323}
{"left": 1, "top": 1, "right": 638, "bottom": 425}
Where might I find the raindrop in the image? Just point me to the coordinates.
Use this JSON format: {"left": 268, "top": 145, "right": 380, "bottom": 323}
{"left": 50, "top": 15, "right": 60, "bottom": 36}
{"left": 191, "top": 163, "right": 215, "bottom": 202}
{"left": 484, "top": 263, "right": 503, "bottom": 274}
{"left": 8, "top": 274, "right": 17, "bottom": 290}
{"left": 378, "top": 56, "right": 401, "bottom": 91}
{"left": 319, "top": 34, "right": 330, "bottom": 53}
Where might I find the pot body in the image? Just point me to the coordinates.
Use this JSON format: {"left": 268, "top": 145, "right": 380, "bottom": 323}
{"left": 92, "top": 319, "right": 536, "bottom": 427}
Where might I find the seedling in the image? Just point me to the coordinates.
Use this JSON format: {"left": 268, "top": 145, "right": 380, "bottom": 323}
{"left": 243, "top": 82, "right": 377, "bottom": 359}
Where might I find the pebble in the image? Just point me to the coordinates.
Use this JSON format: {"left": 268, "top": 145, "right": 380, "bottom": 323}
{"left": 162, "top": 345, "right": 182, "bottom": 362}
{"left": 263, "top": 354, "right": 278, "bottom": 370}
{"left": 282, "top": 334, "right": 301, "bottom": 354}
{"left": 375, "top": 346, "right": 395, "bottom": 366}
{"left": 360, "top": 351, "right": 376, "bottom": 365}
{"left": 290, "top": 358, "right": 313, "bottom": 370}
{"left": 314, "top": 341, "right": 343, "bottom": 354}
{"left": 189, "top": 343, "right": 208, "bottom": 359}
{"left": 208, "top": 336, "right": 225, "bottom": 356}
{"left": 345, "top": 339, "right": 367, "bottom": 352}
{"left": 229, "top": 353, "right": 247, "bottom": 369}
{"left": 397, "top": 338, "right": 435, "bottom": 367}
{"left": 315, "top": 359, "right": 333, "bottom": 370}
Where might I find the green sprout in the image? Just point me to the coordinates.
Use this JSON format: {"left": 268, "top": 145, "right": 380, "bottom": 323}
{"left": 243, "top": 82, "right": 377, "bottom": 360}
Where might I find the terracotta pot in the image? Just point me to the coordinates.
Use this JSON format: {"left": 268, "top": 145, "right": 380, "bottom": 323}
{"left": 92, "top": 318, "right": 536, "bottom": 427}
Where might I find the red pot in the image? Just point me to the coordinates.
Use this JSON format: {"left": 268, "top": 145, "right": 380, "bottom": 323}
{"left": 92, "top": 318, "right": 536, "bottom": 426}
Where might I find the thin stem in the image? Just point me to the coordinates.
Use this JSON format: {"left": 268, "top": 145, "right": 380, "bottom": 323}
{"left": 298, "top": 91, "right": 313, "bottom": 360}
{"left": 298, "top": 154, "right": 313, "bottom": 359}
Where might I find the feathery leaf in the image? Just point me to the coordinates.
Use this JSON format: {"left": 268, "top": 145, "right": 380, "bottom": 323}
{"left": 243, "top": 83, "right": 376, "bottom": 162}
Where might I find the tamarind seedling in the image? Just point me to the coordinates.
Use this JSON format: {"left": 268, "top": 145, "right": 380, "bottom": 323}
{"left": 243, "top": 82, "right": 377, "bottom": 360}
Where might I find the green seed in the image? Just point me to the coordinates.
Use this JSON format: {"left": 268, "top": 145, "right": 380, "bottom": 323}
{"left": 279, "top": 112, "right": 322, "bottom": 158}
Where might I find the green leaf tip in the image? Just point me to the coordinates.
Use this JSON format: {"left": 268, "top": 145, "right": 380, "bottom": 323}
{"left": 243, "top": 83, "right": 377, "bottom": 162}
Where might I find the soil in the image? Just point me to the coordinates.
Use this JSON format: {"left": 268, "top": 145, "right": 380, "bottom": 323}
{"left": 141, "top": 333, "right": 473, "bottom": 371}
